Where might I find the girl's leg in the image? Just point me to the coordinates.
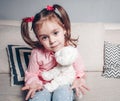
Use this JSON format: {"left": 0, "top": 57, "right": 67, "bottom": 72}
{"left": 52, "top": 85, "right": 74, "bottom": 101}
{"left": 29, "top": 89, "right": 51, "bottom": 101}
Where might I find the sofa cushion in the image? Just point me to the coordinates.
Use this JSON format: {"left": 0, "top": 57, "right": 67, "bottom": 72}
{"left": 102, "top": 41, "right": 120, "bottom": 78}
{"left": 0, "top": 20, "right": 36, "bottom": 73}
{"left": 0, "top": 24, "right": 27, "bottom": 73}
{"left": 71, "top": 23, "right": 104, "bottom": 71}
{"left": 6, "top": 45, "right": 32, "bottom": 86}
{"left": 104, "top": 26, "right": 120, "bottom": 43}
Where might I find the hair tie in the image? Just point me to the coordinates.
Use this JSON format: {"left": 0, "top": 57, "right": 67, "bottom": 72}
{"left": 46, "top": 5, "right": 54, "bottom": 11}
{"left": 23, "top": 16, "right": 34, "bottom": 22}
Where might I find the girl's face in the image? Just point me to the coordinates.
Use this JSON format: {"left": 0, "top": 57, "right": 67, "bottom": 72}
{"left": 37, "top": 20, "right": 66, "bottom": 52}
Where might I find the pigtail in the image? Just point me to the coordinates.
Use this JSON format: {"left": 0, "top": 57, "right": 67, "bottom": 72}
{"left": 21, "top": 19, "right": 41, "bottom": 48}
{"left": 53, "top": 4, "right": 78, "bottom": 47}
{"left": 53, "top": 4, "right": 71, "bottom": 36}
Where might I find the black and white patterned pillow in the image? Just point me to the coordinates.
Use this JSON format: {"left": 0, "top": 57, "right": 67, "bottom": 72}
{"left": 6, "top": 45, "right": 32, "bottom": 86}
{"left": 102, "top": 41, "right": 120, "bottom": 78}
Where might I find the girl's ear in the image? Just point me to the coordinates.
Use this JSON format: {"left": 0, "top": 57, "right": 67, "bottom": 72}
{"left": 62, "top": 24, "right": 66, "bottom": 35}
{"left": 64, "top": 29, "right": 66, "bottom": 35}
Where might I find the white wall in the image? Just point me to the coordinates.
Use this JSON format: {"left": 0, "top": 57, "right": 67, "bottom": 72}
{"left": 0, "top": 0, "right": 120, "bottom": 22}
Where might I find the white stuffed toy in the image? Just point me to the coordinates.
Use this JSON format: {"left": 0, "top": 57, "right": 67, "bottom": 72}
{"left": 41, "top": 46, "right": 77, "bottom": 91}
{"left": 42, "top": 46, "right": 82, "bottom": 100}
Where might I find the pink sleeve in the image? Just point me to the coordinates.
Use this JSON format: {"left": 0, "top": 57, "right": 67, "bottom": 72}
{"left": 73, "top": 53, "right": 86, "bottom": 78}
{"left": 24, "top": 49, "right": 42, "bottom": 85}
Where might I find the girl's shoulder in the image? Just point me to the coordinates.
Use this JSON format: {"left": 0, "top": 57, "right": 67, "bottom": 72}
{"left": 30, "top": 48, "right": 46, "bottom": 56}
{"left": 31, "top": 48, "right": 43, "bottom": 53}
{"left": 30, "top": 48, "right": 47, "bottom": 59}
{"left": 31, "top": 48, "right": 53, "bottom": 56}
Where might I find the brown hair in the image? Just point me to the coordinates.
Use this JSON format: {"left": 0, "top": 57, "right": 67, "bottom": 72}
{"left": 21, "top": 4, "right": 78, "bottom": 49}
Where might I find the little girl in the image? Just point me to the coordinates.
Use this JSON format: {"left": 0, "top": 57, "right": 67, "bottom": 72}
{"left": 21, "top": 4, "right": 89, "bottom": 101}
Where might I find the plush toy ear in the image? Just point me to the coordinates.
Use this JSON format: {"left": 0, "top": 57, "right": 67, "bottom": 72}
{"left": 55, "top": 46, "right": 78, "bottom": 65}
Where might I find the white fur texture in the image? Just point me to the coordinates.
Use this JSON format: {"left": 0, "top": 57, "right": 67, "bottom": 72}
{"left": 55, "top": 46, "right": 78, "bottom": 65}
{"left": 42, "top": 46, "right": 78, "bottom": 92}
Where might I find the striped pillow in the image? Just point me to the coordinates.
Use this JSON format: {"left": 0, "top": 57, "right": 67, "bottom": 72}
{"left": 102, "top": 41, "right": 120, "bottom": 78}
{"left": 6, "top": 45, "right": 32, "bottom": 86}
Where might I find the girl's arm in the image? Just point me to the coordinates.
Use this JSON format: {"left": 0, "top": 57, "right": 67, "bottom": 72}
{"left": 24, "top": 49, "right": 42, "bottom": 86}
{"left": 22, "top": 49, "right": 43, "bottom": 100}
{"left": 73, "top": 53, "right": 86, "bottom": 78}
{"left": 72, "top": 53, "right": 89, "bottom": 96}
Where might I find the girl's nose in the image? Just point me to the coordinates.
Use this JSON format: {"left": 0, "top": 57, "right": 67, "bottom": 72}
{"left": 49, "top": 36, "right": 56, "bottom": 45}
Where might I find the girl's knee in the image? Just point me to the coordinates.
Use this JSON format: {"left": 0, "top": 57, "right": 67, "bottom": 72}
{"left": 29, "top": 89, "right": 51, "bottom": 101}
{"left": 52, "top": 85, "right": 74, "bottom": 101}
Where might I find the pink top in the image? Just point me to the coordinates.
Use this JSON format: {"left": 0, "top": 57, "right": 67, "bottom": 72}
{"left": 25, "top": 48, "right": 85, "bottom": 86}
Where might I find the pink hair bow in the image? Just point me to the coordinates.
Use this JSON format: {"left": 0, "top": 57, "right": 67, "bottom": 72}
{"left": 46, "top": 5, "right": 54, "bottom": 11}
{"left": 23, "top": 16, "right": 34, "bottom": 22}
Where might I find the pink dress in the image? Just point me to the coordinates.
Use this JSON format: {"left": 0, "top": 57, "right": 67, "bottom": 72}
{"left": 25, "top": 48, "right": 85, "bottom": 86}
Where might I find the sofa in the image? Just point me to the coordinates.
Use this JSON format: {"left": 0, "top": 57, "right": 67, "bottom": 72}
{"left": 0, "top": 20, "right": 120, "bottom": 101}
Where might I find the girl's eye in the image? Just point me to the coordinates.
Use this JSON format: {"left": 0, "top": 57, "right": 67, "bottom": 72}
{"left": 41, "top": 36, "right": 48, "bottom": 41}
{"left": 54, "top": 31, "right": 58, "bottom": 35}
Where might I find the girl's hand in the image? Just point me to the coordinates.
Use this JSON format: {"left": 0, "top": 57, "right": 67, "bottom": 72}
{"left": 21, "top": 82, "right": 43, "bottom": 100}
{"left": 71, "top": 77, "right": 89, "bottom": 96}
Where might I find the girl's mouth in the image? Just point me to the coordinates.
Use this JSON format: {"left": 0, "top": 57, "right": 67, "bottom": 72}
{"left": 51, "top": 45, "right": 58, "bottom": 49}
{"left": 51, "top": 44, "right": 60, "bottom": 50}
